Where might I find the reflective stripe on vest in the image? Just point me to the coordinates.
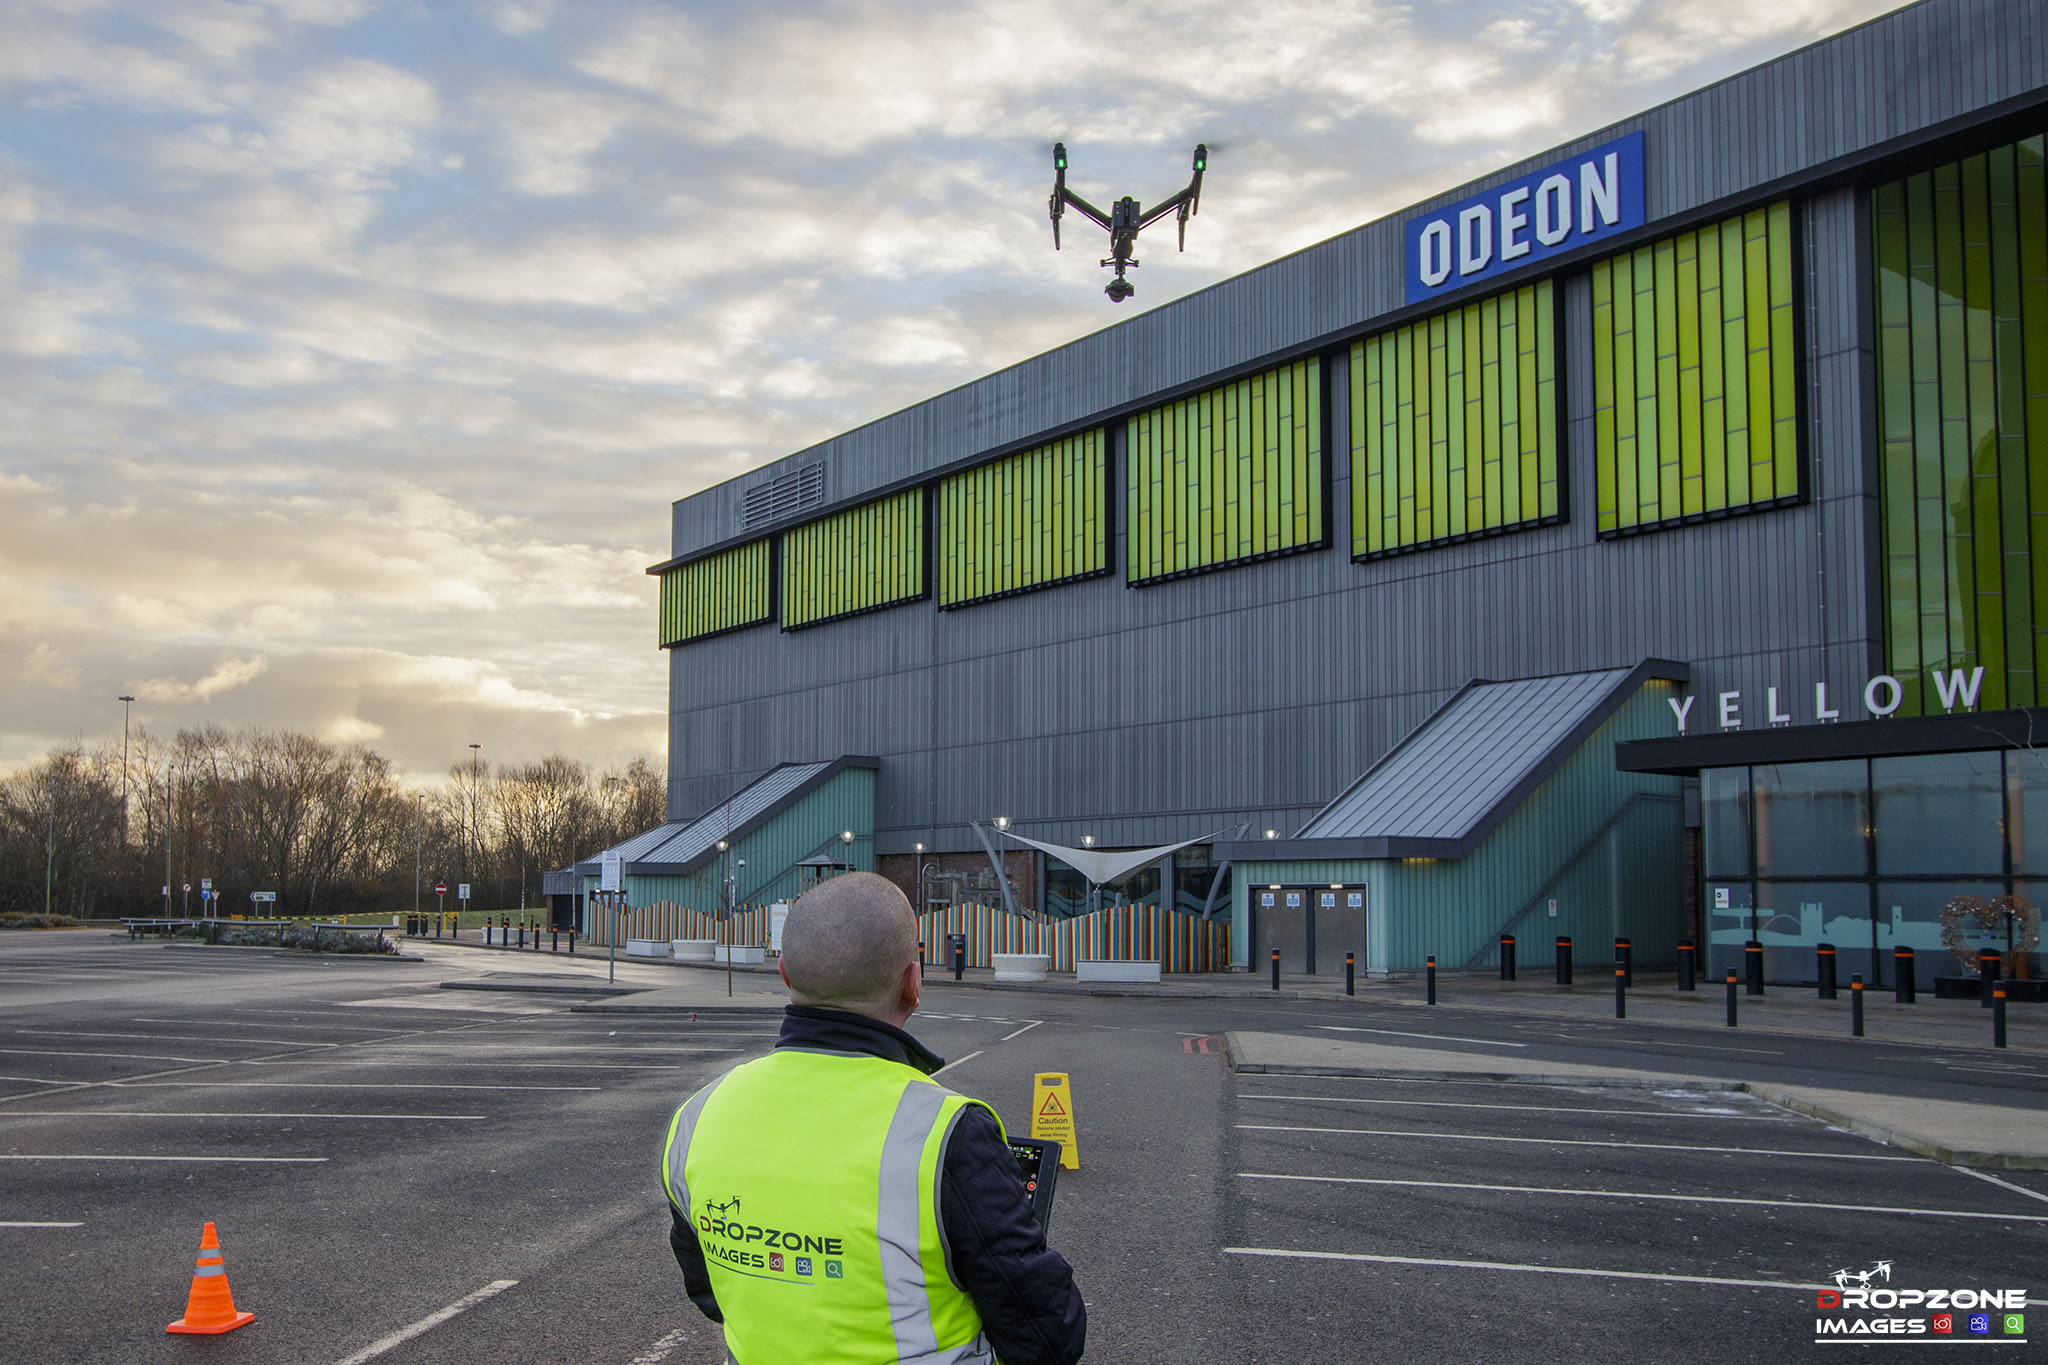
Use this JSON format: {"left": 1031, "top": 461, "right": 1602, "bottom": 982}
{"left": 664, "top": 1050, "right": 1000, "bottom": 1365}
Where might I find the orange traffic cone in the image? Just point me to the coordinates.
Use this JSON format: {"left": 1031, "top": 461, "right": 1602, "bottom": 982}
{"left": 166, "top": 1221, "right": 255, "bottom": 1335}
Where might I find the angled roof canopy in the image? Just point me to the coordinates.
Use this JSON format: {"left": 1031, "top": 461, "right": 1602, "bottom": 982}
{"left": 993, "top": 829, "right": 1231, "bottom": 886}
{"left": 572, "top": 756, "right": 877, "bottom": 877}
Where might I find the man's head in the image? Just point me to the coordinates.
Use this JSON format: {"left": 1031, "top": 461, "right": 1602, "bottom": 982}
{"left": 778, "top": 871, "right": 921, "bottom": 1024}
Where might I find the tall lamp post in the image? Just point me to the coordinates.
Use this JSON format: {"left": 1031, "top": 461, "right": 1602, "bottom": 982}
{"left": 414, "top": 793, "right": 423, "bottom": 921}
{"left": 468, "top": 743, "right": 482, "bottom": 915}
{"left": 164, "top": 762, "right": 176, "bottom": 917}
{"left": 117, "top": 695, "right": 134, "bottom": 846}
{"left": 45, "top": 773, "right": 55, "bottom": 918}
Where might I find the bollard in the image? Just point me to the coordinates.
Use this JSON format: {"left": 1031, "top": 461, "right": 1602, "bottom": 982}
{"left": 1994, "top": 982, "right": 2008, "bottom": 1048}
{"left": 1346, "top": 951, "right": 1355, "bottom": 997}
{"left": 951, "top": 934, "right": 965, "bottom": 982}
{"left": 567, "top": 928, "right": 575, "bottom": 953}
{"left": 532, "top": 921, "right": 540, "bottom": 951}
{"left": 551, "top": 928, "right": 559, "bottom": 952}
{"left": 1271, "top": 949, "right": 1280, "bottom": 991}
{"left": 1725, "top": 970, "right": 1739, "bottom": 1027}
{"left": 1614, "top": 938, "right": 1633, "bottom": 989}
{"left": 1979, "top": 949, "right": 2001, "bottom": 1009}
{"left": 1614, "top": 962, "right": 1627, "bottom": 1019}
{"left": 1555, "top": 935, "right": 1573, "bottom": 986}
{"left": 1677, "top": 939, "right": 1696, "bottom": 992}
{"left": 484, "top": 922, "right": 492, "bottom": 947}
{"left": 1816, "top": 942, "right": 1837, "bottom": 999}
{"left": 1894, "top": 946, "right": 1916, "bottom": 1003}
{"left": 518, "top": 922, "right": 526, "bottom": 949}
{"left": 1744, "top": 939, "right": 1765, "bottom": 996}
{"left": 1499, "top": 933, "right": 1517, "bottom": 982}
{"left": 1851, "top": 973, "right": 1864, "bottom": 1037}
{"left": 1426, "top": 956, "right": 1437, "bottom": 1005}
{"left": 918, "top": 939, "right": 925, "bottom": 981}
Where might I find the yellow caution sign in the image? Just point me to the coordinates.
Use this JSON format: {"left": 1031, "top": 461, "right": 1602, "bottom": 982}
{"left": 1030, "top": 1072, "right": 1079, "bottom": 1169}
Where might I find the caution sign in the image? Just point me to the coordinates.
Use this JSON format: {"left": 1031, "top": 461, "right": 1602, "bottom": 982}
{"left": 1030, "top": 1072, "right": 1079, "bottom": 1169}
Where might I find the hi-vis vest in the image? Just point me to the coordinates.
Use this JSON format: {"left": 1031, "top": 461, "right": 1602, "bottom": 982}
{"left": 662, "top": 1048, "right": 1004, "bottom": 1365}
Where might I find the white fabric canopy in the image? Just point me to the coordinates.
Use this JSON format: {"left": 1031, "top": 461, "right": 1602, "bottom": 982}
{"left": 991, "top": 829, "right": 1231, "bottom": 887}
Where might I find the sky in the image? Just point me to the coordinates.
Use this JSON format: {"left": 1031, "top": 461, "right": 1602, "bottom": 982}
{"left": 1, "top": 0, "right": 1910, "bottom": 787}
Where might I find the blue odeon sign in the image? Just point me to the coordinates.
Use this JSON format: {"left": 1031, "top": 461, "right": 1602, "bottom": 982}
{"left": 1404, "top": 131, "right": 1646, "bottom": 306}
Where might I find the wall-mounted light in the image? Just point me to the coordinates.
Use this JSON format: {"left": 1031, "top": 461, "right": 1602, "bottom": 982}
{"left": 841, "top": 830, "right": 855, "bottom": 845}
{"left": 1330, "top": 883, "right": 1342, "bottom": 890}
{"left": 1081, "top": 834, "right": 1095, "bottom": 847}
{"left": 914, "top": 841, "right": 925, "bottom": 853}
{"left": 716, "top": 839, "right": 728, "bottom": 852}
{"left": 1263, "top": 829, "right": 1278, "bottom": 840}
{"left": 993, "top": 816, "right": 1011, "bottom": 831}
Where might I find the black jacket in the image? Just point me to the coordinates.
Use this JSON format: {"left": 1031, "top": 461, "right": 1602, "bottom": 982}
{"left": 667, "top": 1005, "right": 1086, "bottom": 1365}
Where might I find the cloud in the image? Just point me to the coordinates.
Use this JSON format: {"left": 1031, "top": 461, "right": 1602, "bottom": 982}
{"left": 137, "top": 656, "right": 270, "bottom": 703}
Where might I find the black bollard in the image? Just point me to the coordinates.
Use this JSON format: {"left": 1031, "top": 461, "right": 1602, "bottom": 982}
{"left": 1994, "top": 982, "right": 2008, "bottom": 1048}
{"left": 918, "top": 939, "right": 925, "bottom": 981}
{"left": 484, "top": 922, "right": 492, "bottom": 947}
{"left": 1271, "top": 949, "right": 1280, "bottom": 991}
{"left": 1894, "top": 946, "right": 1916, "bottom": 1003}
{"left": 1979, "top": 949, "right": 2001, "bottom": 1009}
{"left": 1851, "top": 973, "right": 1864, "bottom": 1037}
{"left": 1614, "top": 938, "right": 1633, "bottom": 989}
{"left": 1725, "top": 970, "right": 1739, "bottom": 1027}
{"left": 1744, "top": 939, "right": 1765, "bottom": 996}
{"left": 1345, "top": 951, "right": 1355, "bottom": 997}
{"left": 952, "top": 934, "right": 965, "bottom": 982}
{"left": 518, "top": 922, "right": 526, "bottom": 949}
{"left": 1426, "top": 955, "right": 1437, "bottom": 1005}
{"left": 551, "top": 928, "right": 559, "bottom": 952}
{"left": 1615, "top": 963, "right": 1627, "bottom": 1019}
{"left": 1555, "top": 935, "right": 1573, "bottom": 986}
{"left": 1817, "top": 942, "right": 1837, "bottom": 999}
{"left": 567, "top": 927, "right": 575, "bottom": 953}
{"left": 1677, "top": 939, "right": 1696, "bottom": 992}
{"left": 1499, "top": 933, "right": 1517, "bottom": 982}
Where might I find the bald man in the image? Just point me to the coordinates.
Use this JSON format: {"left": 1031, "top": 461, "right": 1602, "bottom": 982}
{"left": 660, "top": 872, "right": 1086, "bottom": 1365}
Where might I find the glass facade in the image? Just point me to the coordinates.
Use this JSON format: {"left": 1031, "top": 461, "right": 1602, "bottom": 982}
{"left": 1125, "top": 359, "right": 1325, "bottom": 584}
{"left": 780, "top": 489, "right": 926, "bottom": 630}
{"left": 1591, "top": 201, "right": 1800, "bottom": 535}
{"left": 658, "top": 539, "right": 774, "bottom": 647}
{"left": 1348, "top": 281, "right": 1561, "bottom": 557}
{"left": 937, "top": 429, "right": 1107, "bottom": 608}
{"left": 1702, "top": 751, "right": 2039, "bottom": 988}
{"left": 1873, "top": 133, "right": 2048, "bottom": 715}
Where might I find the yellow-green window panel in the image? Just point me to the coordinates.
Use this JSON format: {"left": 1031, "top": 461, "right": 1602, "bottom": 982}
{"left": 1125, "top": 359, "right": 1325, "bottom": 584}
{"left": 657, "top": 539, "right": 773, "bottom": 648}
{"left": 779, "top": 488, "right": 926, "bottom": 630}
{"left": 1591, "top": 199, "right": 1801, "bottom": 536}
{"left": 1350, "top": 281, "right": 1560, "bottom": 557}
{"left": 1874, "top": 133, "right": 2048, "bottom": 715}
{"left": 937, "top": 429, "right": 1107, "bottom": 608}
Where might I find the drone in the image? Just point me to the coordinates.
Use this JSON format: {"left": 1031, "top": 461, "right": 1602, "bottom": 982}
{"left": 1047, "top": 142, "right": 1206, "bottom": 302}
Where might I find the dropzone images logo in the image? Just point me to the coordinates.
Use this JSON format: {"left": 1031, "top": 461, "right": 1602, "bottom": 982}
{"left": 1814, "top": 1261, "right": 2029, "bottom": 1343}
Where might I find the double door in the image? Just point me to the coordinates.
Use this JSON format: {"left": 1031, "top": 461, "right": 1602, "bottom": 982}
{"left": 1252, "top": 885, "right": 1366, "bottom": 975}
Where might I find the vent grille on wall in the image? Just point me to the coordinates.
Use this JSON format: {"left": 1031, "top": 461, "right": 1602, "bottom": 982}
{"left": 740, "top": 463, "right": 826, "bottom": 530}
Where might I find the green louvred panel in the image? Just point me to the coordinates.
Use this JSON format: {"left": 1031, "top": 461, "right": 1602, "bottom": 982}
{"left": 1350, "top": 280, "right": 1560, "bottom": 557}
{"left": 780, "top": 488, "right": 926, "bottom": 630}
{"left": 1591, "top": 200, "right": 1800, "bottom": 535}
{"left": 658, "top": 539, "right": 773, "bottom": 648}
{"left": 1125, "top": 358, "right": 1324, "bottom": 584}
{"left": 937, "top": 429, "right": 1107, "bottom": 608}
{"left": 1874, "top": 133, "right": 2048, "bottom": 714}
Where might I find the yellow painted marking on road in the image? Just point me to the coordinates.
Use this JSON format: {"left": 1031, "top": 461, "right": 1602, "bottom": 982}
{"left": 1031, "top": 1072, "right": 1078, "bottom": 1170}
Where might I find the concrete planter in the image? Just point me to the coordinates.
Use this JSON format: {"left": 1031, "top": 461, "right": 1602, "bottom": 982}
{"left": 1076, "top": 960, "right": 1161, "bottom": 984}
{"left": 625, "top": 939, "right": 669, "bottom": 959}
{"left": 992, "top": 953, "right": 1050, "bottom": 983}
{"left": 715, "top": 945, "right": 766, "bottom": 965}
{"left": 671, "top": 939, "right": 716, "bottom": 962}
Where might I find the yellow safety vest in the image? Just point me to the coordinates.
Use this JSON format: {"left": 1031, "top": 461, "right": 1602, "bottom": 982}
{"left": 662, "top": 1048, "right": 1003, "bottom": 1365}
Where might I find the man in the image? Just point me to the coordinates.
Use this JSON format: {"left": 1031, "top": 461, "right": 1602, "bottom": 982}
{"left": 662, "top": 872, "right": 1086, "bottom": 1365}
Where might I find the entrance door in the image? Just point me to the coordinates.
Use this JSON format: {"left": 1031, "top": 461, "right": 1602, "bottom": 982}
{"left": 1316, "top": 887, "right": 1367, "bottom": 974}
{"left": 1252, "top": 888, "right": 1310, "bottom": 973}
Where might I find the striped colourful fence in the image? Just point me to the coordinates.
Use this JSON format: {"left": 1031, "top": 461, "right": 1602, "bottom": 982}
{"left": 918, "top": 902, "right": 1230, "bottom": 974}
{"left": 588, "top": 902, "right": 774, "bottom": 948}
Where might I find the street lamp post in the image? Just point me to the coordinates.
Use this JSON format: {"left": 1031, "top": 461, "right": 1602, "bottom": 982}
{"left": 45, "top": 773, "right": 55, "bottom": 918}
{"left": 467, "top": 743, "right": 482, "bottom": 915}
{"left": 414, "top": 793, "right": 422, "bottom": 921}
{"left": 117, "top": 695, "right": 134, "bottom": 846}
{"left": 164, "top": 762, "right": 176, "bottom": 918}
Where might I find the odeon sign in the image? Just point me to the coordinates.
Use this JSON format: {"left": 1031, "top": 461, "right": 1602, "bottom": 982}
{"left": 1404, "top": 130, "right": 1646, "bottom": 306}
{"left": 1668, "top": 668, "right": 1986, "bottom": 735}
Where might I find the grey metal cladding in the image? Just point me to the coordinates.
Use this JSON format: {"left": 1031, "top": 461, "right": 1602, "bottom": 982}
{"left": 667, "top": 0, "right": 2048, "bottom": 559}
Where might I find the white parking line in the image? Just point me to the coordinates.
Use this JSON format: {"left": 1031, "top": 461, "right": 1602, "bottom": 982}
{"left": 0, "top": 1154, "right": 327, "bottom": 1163}
{"left": 1615, "top": 1038, "right": 1784, "bottom": 1056}
{"left": 334, "top": 1279, "right": 518, "bottom": 1365}
{"left": 1956, "top": 1167, "right": 2048, "bottom": 1207}
{"left": 1000, "top": 1022, "right": 1043, "bottom": 1041}
{"left": 134, "top": 1017, "right": 406, "bottom": 1033}
{"left": 1236, "top": 1093, "right": 1789, "bottom": 1120}
{"left": 0, "top": 1075, "right": 70, "bottom": 1086}
{"left": 933, "top": 1051, "right": 984, "bottom": 1076}
{"left": 15, "top": 1030, "right": 337, "bottom": 1047}
{"left": 234, "top": 1059, "right": 688, "bottom": 1070}
{"left": 0, "top": 1048, "right": 222, "bottom": 1064}
{"left": 0, "top": 1221, "right": 83, "bottom": 1228}
{"left": 1225, "top": 1246, "right": 1835, "bottom": 1291}
{"left": 1235, "top": 1124, "right": 1923, "bottom": 1161}
{"left": 625, "top": 1327, "right": 692, "bottom": 1364}
{"left": 112, "top": 1079, "right": 598, "bottom": 1092}
{"left": 0, "top": 1111, "right": 485, "bottom": 1121}
{"left": 1312, "top": 1026, "right": 1527, "bottom": 1048}
{"left": 1238, "top": 1173, "right": 2048, "bottom": 1222}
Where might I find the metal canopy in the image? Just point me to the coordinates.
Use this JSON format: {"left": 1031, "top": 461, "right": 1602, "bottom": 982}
{"left": 995, "top": 829, "right": 1227, "bottom": 886}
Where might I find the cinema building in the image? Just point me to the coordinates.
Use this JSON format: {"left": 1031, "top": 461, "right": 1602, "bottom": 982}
{"left": 594, "top": 0, "right": 2048, "bottom": 987}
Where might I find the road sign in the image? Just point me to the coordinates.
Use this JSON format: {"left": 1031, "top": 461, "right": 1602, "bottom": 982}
{"left": 600, "top": 851, "right": 622, "bottom": 893}
{"left": 434, "top": 882, "right": 447, "bottom": 896}
{"left": 1030, "top": 1073, "right": 1079, "bottom": 1170}
{"left": 182, "top": 883, "right": 191, "bottom": 893}
{"left": 200, "top": 878, "right": 212, "bottom": 891}
{"left": 249, "top": 891, "right": 277, "bottom": 903}
{"left": 457, "top": 883, "right": 470, "bottom": 901}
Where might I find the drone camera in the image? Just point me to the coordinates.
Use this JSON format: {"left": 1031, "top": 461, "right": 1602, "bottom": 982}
{"left": 1105, "top": 277, "right": 1135, "bottom": 303}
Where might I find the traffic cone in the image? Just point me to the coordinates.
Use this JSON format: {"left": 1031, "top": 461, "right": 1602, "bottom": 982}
{"left": 166, "top": 1221, "right": 255, "bottom": 1335}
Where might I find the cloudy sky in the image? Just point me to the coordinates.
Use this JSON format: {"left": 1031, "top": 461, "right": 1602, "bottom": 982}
{"left": 2, "top": 0, "right": 1907, "bottom": 786}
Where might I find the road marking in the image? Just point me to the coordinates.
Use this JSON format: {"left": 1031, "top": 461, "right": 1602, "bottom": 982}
{"left": 1311, "top": 1026, "right": 1527, "bottom": 1049}
{"left": 1000, "top": 1022, "right": 1043, "bottom": 1042}
{"left": 0, "top": 1075, "right": 70, "bottom": 1086}
{"left": 14, "top": 1030, "right": 338, "bottom": 1048}
{"left": 0, "top": 1162, "right": 325, "bottom": 1170}
{"left": 334, "top": 1279, "right": 518, "bottom": 1365}
{"left": 0, "top": 1221, "right": 82, "bottom": 1228}
{"left": 1235, "top": 1093, "right": 1787, "bottom": 1120}
{"left": 1955, "top": 1167, "right": 2048, "bottom": 1207}
{"left": 235, "top": 1059, "right": 689, "bottom": 1070}
{"left": 114, "top": 1080, "right": 599, "bottom": 1092}
{"left": 625, "top": 1327, "right": 692, "bottom": 1364}
{"left": 134, "top": 1016, "right": 408, "bottom": 1033}
{"left": 933, "top": 1051, "right": 984, "bottom": 1076}
{"left": 1235, "top": 1124, "right": 1922, "bottom": 1161}
{"left": 1224, "top": 1246, "right": 1835, "bottom": 1291}
{"left": 0, "top": 1110, "right": 485, "bottom": 1121}
{"left": 1237, "top": 1173, "right": 2048, "bottom": 1222}
{"left": 1614, "top": 1038, "right": 1783, "bottom": 1057}
{"left": 0, "top": 1048, "right": 221, "bottom": 1063}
